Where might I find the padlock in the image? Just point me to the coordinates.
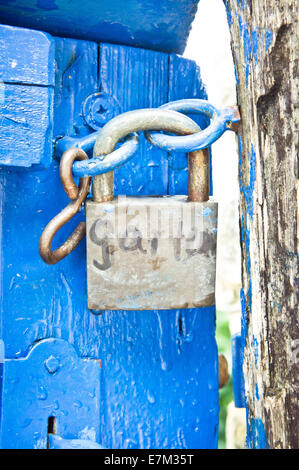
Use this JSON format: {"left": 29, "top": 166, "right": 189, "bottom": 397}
{"left": 39, "top": 100, "right": 240, "bottom": 309}
{"left": 85, "top": 108, "right": 218, "bottom": 310}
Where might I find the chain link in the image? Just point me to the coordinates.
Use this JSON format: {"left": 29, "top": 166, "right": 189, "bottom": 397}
{"left": 39, "top": 148, "right": 91, "bottom": 264}
{"left": 39, "top": 99, "right": 240, "bottom": 264}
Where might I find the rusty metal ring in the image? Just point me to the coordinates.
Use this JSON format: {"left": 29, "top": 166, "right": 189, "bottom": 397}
{"left": 59, "top": 147, "right": 90, "bottom": 200}
{"left": 39, "top": 149, "right": 91, "bottom": 265}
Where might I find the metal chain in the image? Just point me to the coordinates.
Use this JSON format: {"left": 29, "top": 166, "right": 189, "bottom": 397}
{"left": 39, "top": 99, "right": 240, "bottom": 264}
{"left": 92, "top": 108, "right": 201, "bottom": 202}
{"left": 68, "top": 99, "right": 240, "bottom": 178}
{"left": 146, "top": 99, "right": 240, "bottom": 152}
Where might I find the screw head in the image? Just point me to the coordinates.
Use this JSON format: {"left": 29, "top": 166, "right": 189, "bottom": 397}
{"left": 44, "top": 355, "right": 60, "bottom": 374}
{"left": 82, "top": 92, "right": 121, "bottom": 130}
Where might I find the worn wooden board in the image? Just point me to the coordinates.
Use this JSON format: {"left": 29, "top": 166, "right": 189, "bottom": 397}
{"left": 53, "top": 37, "right": 98, "bottom": 140}
{"left": 225, "top": 0, "right": 298, "bottom": 449}
{"left": 99, "top": 43, "right": 170, "bottom": 196}
{"left": 0, "top": 24, "right": 54, "bottom": 167}
{"left": 0, "top": 84, "right": 54, "bottom": 167}
{"left": 0, "top": 24, "right": 54, "bottom": 85}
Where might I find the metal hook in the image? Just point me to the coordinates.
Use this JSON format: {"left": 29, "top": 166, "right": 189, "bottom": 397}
{"left": 39, "top": 148, "right": 91, "bottom": 265}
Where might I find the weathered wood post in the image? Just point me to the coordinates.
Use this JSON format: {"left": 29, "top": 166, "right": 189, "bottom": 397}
{"left": 224, "top": 0, "right": 298, "bottom": 448}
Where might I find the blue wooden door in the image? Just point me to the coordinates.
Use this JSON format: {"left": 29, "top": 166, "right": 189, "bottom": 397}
{"left": 0, "top": 24, "right": 219, "bottom": 449}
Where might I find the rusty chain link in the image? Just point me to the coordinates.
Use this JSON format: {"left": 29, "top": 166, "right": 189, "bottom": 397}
{"left": 39, "top": 148, "right": 91, "bottom": 265}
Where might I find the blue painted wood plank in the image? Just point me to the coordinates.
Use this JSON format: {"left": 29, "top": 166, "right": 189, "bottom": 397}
{"left": 0, "top": 24, "right": 54, "bottom": 167}
{"left": 99, "top": 43, "right": 169, "bottom": 196}
{"left": 168, "top": 54, "right": 212, "bottom": 195}
{"left": 0, "top": 83, "right": 53, "bottom": 167}
{"left": 48, "top": 434, "right": 104, "bottom": 449}
{"left": 1, "top": 339, "right": 101, "bottom": 449}
{"left": 53, "top": 37, "right": 98, "bottom": 140}
{"left": 0, "top": 0, "right": 199, "bottom": 54}
{"left": 91, "top": 307, "right": 218, "bottom": 449}
{"left": 0, "top": 24, "right": 54, "bottom": 85}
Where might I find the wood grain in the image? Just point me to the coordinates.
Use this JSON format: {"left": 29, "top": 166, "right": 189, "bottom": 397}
{"left": 225, "top": 0, "right": 298, "bottom": 449}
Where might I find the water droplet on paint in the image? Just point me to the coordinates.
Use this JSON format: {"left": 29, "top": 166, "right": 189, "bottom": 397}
{"left": 37, "top": 385, "right": 48, "bottom": 401}
{"left": 147, "top": 391, "right": 156, "bottom": 404}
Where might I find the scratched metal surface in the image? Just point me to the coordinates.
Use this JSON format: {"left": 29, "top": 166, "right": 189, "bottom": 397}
{"left": 0, "top": 0, "right": 199, "bottom": 54}
{"left": 86, "top": 197, "right": 217, "bottom": 310}
{"left": 0, "top": 27, "right": 218, "bottom": 449}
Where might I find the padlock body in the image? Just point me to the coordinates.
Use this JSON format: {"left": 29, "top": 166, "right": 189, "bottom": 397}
{"left": 86, "top": 196, "right": 217, "bottom": 310}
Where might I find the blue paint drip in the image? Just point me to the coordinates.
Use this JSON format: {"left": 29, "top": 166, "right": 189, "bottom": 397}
{"left": 255, "top": 383, "right": 260, "bottom": 400}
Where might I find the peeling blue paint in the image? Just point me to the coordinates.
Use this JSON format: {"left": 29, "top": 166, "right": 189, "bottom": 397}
{"left": 240, "top": 143, "right": 256, "bottom": 220}
{"left": 255, "top": 383, "right": 260, "bottom": 400}
{"left": 265, "top": 30, "right": 273, "bottom": 51}
{"left": 240, "top": 287, "right": 249, "bottom": 342}
{"left": 252, "top": 335, "right": 259, "bottom": 365}
{"left": 233, "top": 50, "right": 239, "bottom": 86}
{"left": 203, "top": 207, "right": 213, "bottom": 217}
{"left": 243, "top": 24, "right": 251, "bottom": 87}
{"left": 238, "top": 14, "right": 244, "bottom": 36}
{"left": 251, "top": 30, "right": 259, "bottom": 65}
{"left": 240, "top": 213, "right": 252, "bottom": 316}
{"left": 236, "top": 0, "right": 248, "bottom": 10}
{"left": 248, "top": 418, "right": 269, "bottom": 449}
{"left": 225, "top": 2, "right": 233, "bottom": 27}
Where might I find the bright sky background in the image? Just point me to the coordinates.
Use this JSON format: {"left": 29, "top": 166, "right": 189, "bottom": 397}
{"left": 184, "top": 0, "right": 241, "bottom": 327}
{"left": 184, "top": 0, "right": 236, "bottom": 107}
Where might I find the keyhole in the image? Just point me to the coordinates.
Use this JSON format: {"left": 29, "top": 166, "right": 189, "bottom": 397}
{"left": 47, "top": 416, "right": 57, "bottom": 449}
{"left": 48, "top": 415, "right": 57, "bottom": 434}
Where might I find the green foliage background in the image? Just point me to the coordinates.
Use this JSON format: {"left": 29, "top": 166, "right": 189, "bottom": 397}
{"left": 216, "top": 310, "right": 233, "bottom": 449}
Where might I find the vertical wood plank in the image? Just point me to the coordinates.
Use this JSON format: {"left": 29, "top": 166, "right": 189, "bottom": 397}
{"left": 99, "top": 43, "right": 169, "bottom": 195}
{"left": 53, "top": 37, "right": 98, "bottom": 140}
{"left": 225, "top": 0, "right": 298, "bottom": 449}
{"left": 0, "top": 24, "right": 54, "bottom": 167}
{"left": 0, "top": 84, "right": 53, "bottom": 167}
{"left": 0, "top": 24, "right": 54, "bottom": 86}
